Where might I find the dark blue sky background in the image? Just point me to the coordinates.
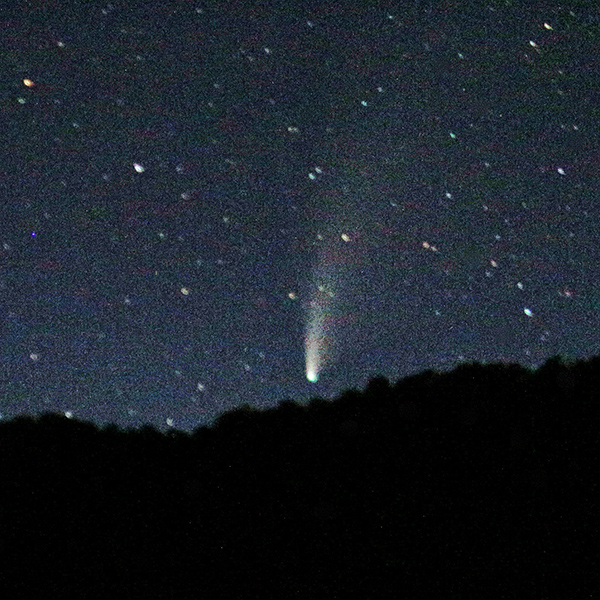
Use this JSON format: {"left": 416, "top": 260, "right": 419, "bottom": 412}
{"left": 1, "top": 0, "right": 599, "bottom": 430}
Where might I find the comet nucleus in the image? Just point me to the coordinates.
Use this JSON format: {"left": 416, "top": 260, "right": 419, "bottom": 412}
{"left": 306, "top": 367, "right": 319, "bottom": 383}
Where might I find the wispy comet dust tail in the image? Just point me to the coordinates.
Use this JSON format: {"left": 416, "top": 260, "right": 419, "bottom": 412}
{"left": 304, "top": 276, "right": 335, "bottom": 383}
{"left": 305, "top": 313, "right": 325, "bottom": 383}
{"left": 302, "top": 170, "right": 366, "bottom": 383}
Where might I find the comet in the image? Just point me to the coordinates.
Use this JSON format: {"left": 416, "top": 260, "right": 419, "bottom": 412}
{"left": 302, "top": 172, "right": 364, "bottom": 383}
{"left": 306, "top": 359, "right": 320, "bottom": 383}
{"left": 305, "top": 320, "right": 323, "bottom": 383}
{"left": 304, "top": 275, "right": 334, "bottom": 383}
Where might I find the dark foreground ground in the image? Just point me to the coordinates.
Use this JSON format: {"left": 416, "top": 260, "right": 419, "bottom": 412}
{"left": 0, "top": 355, "right": 598, "bottom": 598}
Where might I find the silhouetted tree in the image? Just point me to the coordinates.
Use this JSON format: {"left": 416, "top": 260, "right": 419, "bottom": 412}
{"left": 0, "top": 354, "right": 598, "bottom": 597}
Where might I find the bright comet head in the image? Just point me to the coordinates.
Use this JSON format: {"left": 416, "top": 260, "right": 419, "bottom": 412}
{"left": 306, "top": 369, "right": 319, "bottom": 383}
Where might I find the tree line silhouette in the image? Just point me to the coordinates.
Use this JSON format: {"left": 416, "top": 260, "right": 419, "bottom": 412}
{"left": 0, "top": 354, "right": 598, "bottom": 598}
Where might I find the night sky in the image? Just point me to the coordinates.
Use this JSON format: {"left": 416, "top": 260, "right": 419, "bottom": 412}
{"left": 2, "top": 1, "right": 599, "bottom": 431}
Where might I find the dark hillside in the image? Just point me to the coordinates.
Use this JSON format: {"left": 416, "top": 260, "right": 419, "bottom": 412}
{"left": 0, "top": 355, "right": 598, "bottom": 598}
